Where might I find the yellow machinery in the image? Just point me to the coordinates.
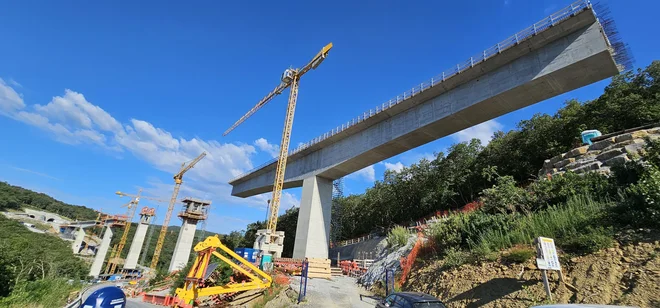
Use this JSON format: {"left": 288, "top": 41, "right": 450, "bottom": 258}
{"left": 106, "top": 190, "right": 167, "bottom": 275}
{"left": 150, "top": 152, "right": 207, "bottom": 270}
{"left": 223, "top": 43, "right": 332, "bottom": 237}
{"left": 172, "top": 235, "right": 272, "bottom": 307}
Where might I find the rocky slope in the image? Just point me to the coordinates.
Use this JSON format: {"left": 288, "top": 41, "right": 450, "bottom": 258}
{"left": 538, "top": 126, "right": 660, "bottom": 178}
{"left": 405, "top": 230, "right": 660, "bottom": 308}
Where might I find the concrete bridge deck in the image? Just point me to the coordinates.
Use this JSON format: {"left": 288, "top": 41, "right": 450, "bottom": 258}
{"left": 230, "top": 2, "right": 619, "bottom": 198}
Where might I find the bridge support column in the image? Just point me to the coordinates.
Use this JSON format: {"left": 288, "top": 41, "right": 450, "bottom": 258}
{"left": 72, "top": 227, "right": 85, "bottom": 254}
{"left": 89, "top": 226, "right": 113, "bottom": 278}
{"left": 293, "top": 175, "right": 332, "bottom": 259}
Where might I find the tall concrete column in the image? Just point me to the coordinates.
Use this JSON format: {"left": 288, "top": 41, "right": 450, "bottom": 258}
{"left": 168, "top": 219, "right": 198, "bottom": 272}
{"left": 72, "top": 227, "right": 85, "bottom": 254}
{"left": 168, "top": 198, "right": 210, "bottom": 272}
{"left": 123, "top": 224, "right": 150, "bottom": 269}
{"left": 124, "top": 209, "right": 154, "bottom": 270}
{"left": 293, "top": 176, "right": 332, "bottom": 259}
{"left": 89, "top": 226, "right": 113, "bottom": 277}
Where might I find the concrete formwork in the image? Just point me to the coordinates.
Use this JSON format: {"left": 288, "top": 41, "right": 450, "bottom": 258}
{"left": 89, "top": 226, "right": 113, "bottom": 278}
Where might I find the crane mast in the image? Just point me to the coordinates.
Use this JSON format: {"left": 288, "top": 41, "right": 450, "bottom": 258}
{"left": 224, "top": 43, "right": 332, "bottom": 249}
{"left": 150, "top": 151, "right": 207, "bottom": 270}
{"left": 107, "top": 190, "right": 167, "bottom": 275}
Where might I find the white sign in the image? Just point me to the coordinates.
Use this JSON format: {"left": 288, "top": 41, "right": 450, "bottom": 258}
{"left": 536, "top": 237, "right": 561, "bottom": 271}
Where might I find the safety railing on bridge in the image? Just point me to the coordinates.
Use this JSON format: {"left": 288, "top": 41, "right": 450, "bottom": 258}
{"left": 230, "top": 0, "right": 592, "bottom": 183}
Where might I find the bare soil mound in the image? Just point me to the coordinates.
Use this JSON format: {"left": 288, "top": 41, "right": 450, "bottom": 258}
{"left": 406, "top": 231, "right": 660, "bottom": 307}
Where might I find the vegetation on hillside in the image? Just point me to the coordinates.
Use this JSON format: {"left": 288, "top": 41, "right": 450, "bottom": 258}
{"left": 331, "top": 61, "right": 660, "bottom": 241}
{"left": 0, "top": 215, "right": 89, "bottom": 307}
{"left": 0, "top": 182, "right": 97, "bottom": 220}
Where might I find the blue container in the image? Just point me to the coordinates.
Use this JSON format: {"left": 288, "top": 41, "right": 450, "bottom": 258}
{"left": 581, "top": 130, "right": 602, "bottom": 145}
{"left": 234, "top": 248, "right": 257, "bottom": 263}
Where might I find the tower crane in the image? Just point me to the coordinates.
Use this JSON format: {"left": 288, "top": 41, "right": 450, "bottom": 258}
{"left": 224, "top": 43, "right": 332, "bottom": 241}
{"left": 106, "top": 190, "right": 167, "bottom": 275}
{"left": 150, "top": 151, "right": 207, "bottom": 270}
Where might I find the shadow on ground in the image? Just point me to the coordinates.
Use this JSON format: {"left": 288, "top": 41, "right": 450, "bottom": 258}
{"left": 446, "top": 277, "right": 538, "bottom": 308}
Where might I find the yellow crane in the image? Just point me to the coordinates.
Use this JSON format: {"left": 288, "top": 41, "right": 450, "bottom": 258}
{"left": 150, "top": 151, "right": 207, "bottom": 270}
{"left": 106, "top": 190, "right": 167, "bottom": 275}
{"left": 223, "top": 43, "right": 332, "bottom": 236}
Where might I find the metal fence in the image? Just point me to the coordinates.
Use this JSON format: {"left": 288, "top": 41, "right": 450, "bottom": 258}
{"left": 230, "top": 0, "right": 592, "bottom": 183}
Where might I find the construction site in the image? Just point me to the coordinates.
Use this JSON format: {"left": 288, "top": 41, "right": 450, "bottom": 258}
{"left": 3, "top": 0, "right": 659, "bottom": 307}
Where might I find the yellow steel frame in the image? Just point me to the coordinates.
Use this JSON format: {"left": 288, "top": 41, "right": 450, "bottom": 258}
{"left": 173, "top": 235, "right": 272, "bottom": 307}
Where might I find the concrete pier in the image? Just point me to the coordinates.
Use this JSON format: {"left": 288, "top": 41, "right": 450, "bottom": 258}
{"left": 168, "top": 198, "right": 210, "bottom": 272}
{"left": 72, "top": 227, "right": 85, "bottom": 254}
{"left": 89, "top": 226, "right": 113, "bottom": 278}
{"left": 123, "top": 207, "right": 155, "bottom": 269}
{"left": 293, "top": 176, "right": 333, "bottom": 259}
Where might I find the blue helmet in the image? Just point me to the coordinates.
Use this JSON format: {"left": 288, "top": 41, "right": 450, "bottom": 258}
{"left": 81, "top": 286, "right": 126, "bottom": 308}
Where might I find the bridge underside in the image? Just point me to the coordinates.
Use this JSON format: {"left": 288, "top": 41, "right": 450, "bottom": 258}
{"left": 230, "top": 8, "right": 621, "bottom": 259}
{"left": 231, "top": 13, "right": 619, "bottom": 199}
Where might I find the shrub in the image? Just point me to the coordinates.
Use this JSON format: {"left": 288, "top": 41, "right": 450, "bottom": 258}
{"left": 443, "top": 247, "right": 471, "bottom": 269}
{"left": 481, "top": 176, "right": 530, "bottom": 214}
{"left": 427, "top": 211, "right": 513, "bottom": 256}
{"left": 502, "top": 246, "right": 535, "bottom": 263}
{"left": 616, "top": 164, "right": 660, "bottom": 227}
{"left": 562, "top": 227, "right": 614, "bottom": 254}
{"left": 529, "top": 172, "right": 613, "bottom": 210}
{"left": 387, "top": 226, "right": 410, "bottom": 248}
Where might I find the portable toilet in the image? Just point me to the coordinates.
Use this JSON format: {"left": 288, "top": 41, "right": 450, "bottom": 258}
{"left": 234, "top": 248, "right": 257, "bottom": 263}
{"left": 581, "top": 130, "right": 602, "bottom": 145}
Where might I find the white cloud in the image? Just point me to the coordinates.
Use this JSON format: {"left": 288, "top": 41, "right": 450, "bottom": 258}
{"left": 9, "top": 165, "right": 61, "bottom": 181}
{"left": 0, "top": 80, "right": 266, "bottom": 213}
{"left": 253, "top": 138, "right": 280, "bottom": 158}
{"left": 452, "top": 120, "right": 503, "bottom": 145}
{"left": 382, "top": 161, "right": 405, "bottom": 173}
{"left": 8, "top": 79, "right": 22, "bottom": 88}
{"left": 348, "top": 165, "right": 375, "bottom": 182}
{"left": 0, "top": 78, "right": 25, "bottom": 114}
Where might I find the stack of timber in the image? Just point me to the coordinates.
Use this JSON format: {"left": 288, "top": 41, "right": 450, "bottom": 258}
{"left": 308, "top": 258, "right": 331, "bottom": 279}
{"left": 331, "top": 267, "right": 342, "bottom": 277}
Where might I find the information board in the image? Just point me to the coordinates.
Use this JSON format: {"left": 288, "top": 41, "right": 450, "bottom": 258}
{"left": 535, "top": 237, "right": 561, "bottom": 271}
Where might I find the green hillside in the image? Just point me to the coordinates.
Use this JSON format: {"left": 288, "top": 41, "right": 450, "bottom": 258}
{"left": 0, "top": 182, "right": 98, "bottom": 220}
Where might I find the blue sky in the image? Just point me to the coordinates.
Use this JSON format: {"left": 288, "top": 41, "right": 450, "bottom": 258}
{"left": 0, "top": 0, "right": 656, "bottom": 234}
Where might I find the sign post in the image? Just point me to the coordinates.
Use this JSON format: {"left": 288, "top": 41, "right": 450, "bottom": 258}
{"left": 535, "top": 237, "right": 561, "bottom": 301}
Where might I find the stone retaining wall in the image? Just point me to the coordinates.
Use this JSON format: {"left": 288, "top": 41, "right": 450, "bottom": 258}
{"left": 538, "top": 127, "right": 660, "bottom": 178}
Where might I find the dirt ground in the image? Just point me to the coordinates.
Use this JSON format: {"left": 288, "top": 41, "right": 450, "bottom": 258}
{"left": 288, "top": 276, "right": 379, "bottom": 308}
{"left": 406, "top": 231, "right": 660, "bottom": 308}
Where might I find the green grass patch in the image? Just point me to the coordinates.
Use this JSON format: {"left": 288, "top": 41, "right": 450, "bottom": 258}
{"left": 502, "top": 246, "right": 535, "bottom": 263}
{"left": 387, "top": 226, "right": 410, "bottom": 248}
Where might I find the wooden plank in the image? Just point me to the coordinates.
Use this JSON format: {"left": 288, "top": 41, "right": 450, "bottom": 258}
{"left": 308, "top": 273, "right": 332, "bottom": 279}
{"left": 307, "top": 258, "right": 330, "bottom": 264}
{"left": 308, "top": 268, "right": 331, "bottom": 274}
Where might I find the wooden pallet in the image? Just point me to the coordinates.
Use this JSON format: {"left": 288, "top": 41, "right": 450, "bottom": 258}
{"left": 306, "top": 258, "right": 331, "bottom": 279}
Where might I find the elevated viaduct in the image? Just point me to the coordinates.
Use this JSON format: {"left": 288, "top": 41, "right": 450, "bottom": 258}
{"left": 229, "top": 1, "right": 624, "bottom": 259}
